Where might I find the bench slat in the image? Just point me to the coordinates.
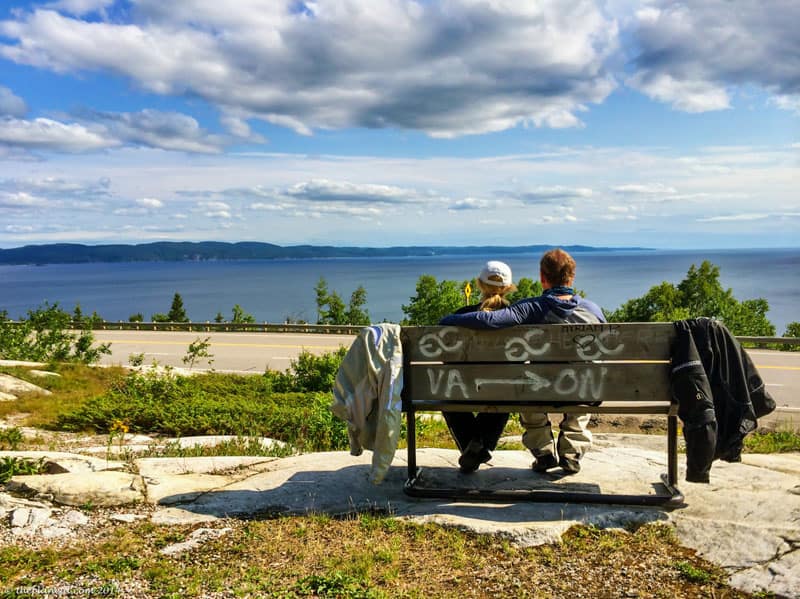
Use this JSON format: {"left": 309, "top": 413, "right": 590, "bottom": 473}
{"left": 401, "top": 323, "right": 674, "bottom": 362}
{"left": 403, "top": 362, "right": 672, "bottom": 403}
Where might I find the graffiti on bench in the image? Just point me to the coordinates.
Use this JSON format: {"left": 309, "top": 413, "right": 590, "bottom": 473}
{"left": 425, "top": 366, "right": 609, "bottom": 401}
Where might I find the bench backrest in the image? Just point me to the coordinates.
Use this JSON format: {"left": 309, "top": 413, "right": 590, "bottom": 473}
{"left": 401, "top": 323, "right": 676, "bottom": 408}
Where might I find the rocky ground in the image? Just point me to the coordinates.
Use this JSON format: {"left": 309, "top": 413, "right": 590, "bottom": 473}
{"left": 2, "top": 370, "right": 799, "bottom": 598}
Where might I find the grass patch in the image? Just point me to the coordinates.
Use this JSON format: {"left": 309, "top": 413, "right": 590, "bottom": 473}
{"left": 0, "top": 520, "right": 749, "bottom": 598}
{"left": 0, "top": 364, "right": 126, "bottom": 427}
{"left": 744, "top": 430, "right": 800, "bottom": 453}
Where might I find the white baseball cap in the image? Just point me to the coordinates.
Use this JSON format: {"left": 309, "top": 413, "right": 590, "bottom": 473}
{"left": 479, "top": 260, "right": 513, "bottom": 287}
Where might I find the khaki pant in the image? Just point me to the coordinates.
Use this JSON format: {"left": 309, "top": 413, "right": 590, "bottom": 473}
{"left": 520, "top": 411, "right": 592, "bottom": 459}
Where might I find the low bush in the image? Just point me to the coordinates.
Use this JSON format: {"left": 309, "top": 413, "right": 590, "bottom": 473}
{"left": 55, "top": 369, "right": 349, "bottom": 451}
{"left": 0, "top": 303, "right": 110, "bottom": 363}
{"left": 264, "top": 347, "right": 348, "bottom": 393}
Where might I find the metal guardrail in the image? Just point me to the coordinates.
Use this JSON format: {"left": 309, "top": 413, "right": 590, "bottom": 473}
{"left": 75, "top": 321, "right": 364, "bottom": 335}
{"left": 737, "top": 336, "right": 800, "bottom": 347}
{"left": 2, "top": 320, "right": 799, "bottom": 345}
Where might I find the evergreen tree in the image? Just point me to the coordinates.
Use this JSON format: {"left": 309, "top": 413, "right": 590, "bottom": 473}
{"left": 314, "top": 277, "right": 330, "bottom": 324}
{"left": 345, "top": 286, "right": 370, "bottom": 325}
{"left": 167, "top": 292, "right": 189, "bottom": 322}
{"left": 325, "top": 291, "right": 347, "bottom": 325}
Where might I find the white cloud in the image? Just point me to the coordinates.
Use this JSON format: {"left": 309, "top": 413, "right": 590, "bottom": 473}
{"left": 0, "top": 86, "right": 27, "bottom": 117}
{"left": 772, "top": 95, "right": 800, "bottom": 114}
{"left": 698, "top": 212, "right": 800, "bottom": 222}
{"left": 0, "top": 117, "right": 116, "bottom": 152}
{"left": 81, "top": 109, "right": 227, "bottom": 153}
{"left": 612, "top": 183, "right": 677, "bottom": 195}
{"left": 627, "top": 1, "right": 800, "bottom": 112}
{"left": 505, "top": 186, "right": 593, "bottom": 204}
{"left": 0, "top": 108, "right": 232, "bottom": 154}
{"left": 0, "top": 1, "right": 619, "bottom": 137}
{"left": 285, "top": 179, "right": 423, "bottom": 204}
{"left": 46, "top": 0, "right": 115, "bottom": 16}
{"left": 136, "top": 197, "right": 163, "bottom": 209}
{"left": 0, "top": 191, "right": 56, "bottom": 209}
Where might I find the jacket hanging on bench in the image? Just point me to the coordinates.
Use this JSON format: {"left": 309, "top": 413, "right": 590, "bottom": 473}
{"left": 331, "top": 324, "right": 404, "bottom": 484}
{"left": 671, "top": 318, "right": 776, "bottom": 482}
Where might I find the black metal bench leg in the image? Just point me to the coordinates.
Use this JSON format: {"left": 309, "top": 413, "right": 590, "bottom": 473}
{"left": 404, "top": 408, "right": 421, "bottom": 492}
{"left": 667, "top": 414, "right": 678, "bottom": 487}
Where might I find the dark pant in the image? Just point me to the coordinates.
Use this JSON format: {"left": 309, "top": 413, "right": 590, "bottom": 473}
{"left": 443, "top": 412, "right": 510, "bottom": 452}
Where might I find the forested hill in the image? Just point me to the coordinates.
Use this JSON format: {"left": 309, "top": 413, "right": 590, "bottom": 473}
{"left": 0, "top": 242, "right": 649, "bottom": 265}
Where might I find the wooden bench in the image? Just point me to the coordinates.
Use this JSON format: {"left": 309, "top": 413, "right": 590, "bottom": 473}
{"left": 400, "top": 322, "right": 684, "bottom": 507}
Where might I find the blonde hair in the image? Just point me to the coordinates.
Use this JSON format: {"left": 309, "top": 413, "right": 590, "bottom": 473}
{"left": 477, "top": 277, "right": 517, "bottom": 312}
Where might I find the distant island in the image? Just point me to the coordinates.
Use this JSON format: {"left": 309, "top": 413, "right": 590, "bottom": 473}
{"left": 0, "top": 242, "right": 652, "bottom": 265}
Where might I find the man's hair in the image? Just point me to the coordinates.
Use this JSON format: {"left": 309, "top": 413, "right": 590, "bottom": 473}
{"left": 540, "top": 248, "right": 576, "bottom": 287}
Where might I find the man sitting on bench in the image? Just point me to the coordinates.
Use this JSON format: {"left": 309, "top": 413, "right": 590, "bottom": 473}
{"left": 440, "top": 248, "right": 605, "bottom": 474}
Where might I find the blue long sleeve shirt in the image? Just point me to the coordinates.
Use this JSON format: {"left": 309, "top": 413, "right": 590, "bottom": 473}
{"left": 439, "top": 294, "right": 605, "bottom": 329}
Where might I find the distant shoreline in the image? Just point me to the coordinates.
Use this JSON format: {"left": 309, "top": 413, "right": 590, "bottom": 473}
{"left": 0, "top": 241, "right": 654, "bottom": 266}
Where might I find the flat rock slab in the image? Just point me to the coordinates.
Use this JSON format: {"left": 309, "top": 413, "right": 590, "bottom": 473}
{"left": 0, "top": 451, "right": 126, "bottom": 473}
{"left": 0, "top": 374, "right": 51, "bottom": 396}
{"left": 7, "top": 471, "right": 145, "bottom": 507}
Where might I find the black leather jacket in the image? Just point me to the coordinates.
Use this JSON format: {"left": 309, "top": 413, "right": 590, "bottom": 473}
{"left": 670, "top": 318, "right": 776, "bottom": 482}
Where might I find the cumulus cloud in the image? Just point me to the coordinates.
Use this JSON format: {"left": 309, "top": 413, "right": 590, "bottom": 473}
{"left": 0, "top": 191, "right": 57, "bottom": 209}
{"left": 0, "top": 117, "right": 116, "bottom": 152}
{"left": 504, "top": 186, "right": 593, "bottom": 204}
{"left": 285, "top": 179, "right": 424, "bottom": 204}
{"left": 80, "top": 109, "right": 227, "bottom": 153}
{"left": 197, "top": 200, "right": 232, "bottom": 219}
{"left": 136, "top": 197, "right": 163, "bottom": 209}
{"left": 0, "top": 1, "right": 618, "bottom": 137}
{"left": 46, "top": 0, "right": 115, "bottom": 16}
{"left": 0, "top": 109, "right": 231, "bottom": 154}
{"left": 612, "top": 183, "right": 677, "bottom": 195}
{"left": 449, "top": 197, "right": 500, "bottom": 211}
{"left": 627, "top": 1, "right": 800, "bottom": 112}
{"left": 0, "top": 86, "right": 27, "bottom": 117}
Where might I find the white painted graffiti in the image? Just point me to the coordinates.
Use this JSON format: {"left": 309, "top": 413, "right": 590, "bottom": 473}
{"left": 504, "top": 329, "right": 550, "bottom": 360}
{"left": 417, "top": 327, "right": 464, "bottom": 359}
{"left": 573, "top": 331, "right": 625, "bottom": 360}
{"left": 475, "top": 371, "right": 551, "bottom": 392}
{"left": 427, "top": 368, "right": 470, "bottom": 398}
{"left": 427, "top": 366, "right": 609, "bottom": 401}
{"left": 553, "top": 367, "right": 608, "bottom": 401}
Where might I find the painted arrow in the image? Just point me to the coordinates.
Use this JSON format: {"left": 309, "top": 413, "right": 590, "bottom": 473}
{"left": 474, "top": 371, "right": 551, "bottom": 392}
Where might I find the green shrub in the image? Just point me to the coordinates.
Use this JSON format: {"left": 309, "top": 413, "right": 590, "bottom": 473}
{"left": 55, "top": 369, "right": 348, "bottom": 451}
{"left": 0, "top": 456, "right": 46, "bottom": 483}
{"left": 264, "top": 347, "right": 348, "bottom": 393}
{"left": 0, "top": 303, "right": 110, "bottom": 363}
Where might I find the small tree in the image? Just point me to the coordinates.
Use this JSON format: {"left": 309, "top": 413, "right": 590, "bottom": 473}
{"left": 214, "top": 311, "right": 225, "bottom": 323}
{"left": 231, "top": 304, "right": 256, "bottom": 324}
{"left": 183, "top": 336, "right": 214, "bottom": 370}
{"left": 402, "top": 275, "right": 466, "bottom": 325}
{"left": 607, "top": 260, "right": 775, "bottom": 336}
{"left": 167, "top": 292, "right": 189, "bottom": 322}
{"left": 128, "top": 313, "right": 144, "bottom": 323}
{"left": 324, "top": 291, "right": 347, "bottom": 325}
{"left": 506, "top": 277, "right": 543, "bottom": 304}
{"left": 314, "top": 277, "right": 330, "bottom": 324}
{"left": 345, "top": 286, "right": 370, "bottom": 325}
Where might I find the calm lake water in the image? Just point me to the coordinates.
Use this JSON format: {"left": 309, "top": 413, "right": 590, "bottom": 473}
{"left": 1, "top": 248, "right": 798, "bottom": 334}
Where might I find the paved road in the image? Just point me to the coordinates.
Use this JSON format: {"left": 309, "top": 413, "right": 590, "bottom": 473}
{"left": 95, "top": 330, "right": 800, "bottom": 420}
{"left": 95, "top": 330, "right": 355, "bottom": 373}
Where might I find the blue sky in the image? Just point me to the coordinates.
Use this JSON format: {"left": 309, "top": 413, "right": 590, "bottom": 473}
{"left": 0, "top": 0, "right": 797, "bottom": 249}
